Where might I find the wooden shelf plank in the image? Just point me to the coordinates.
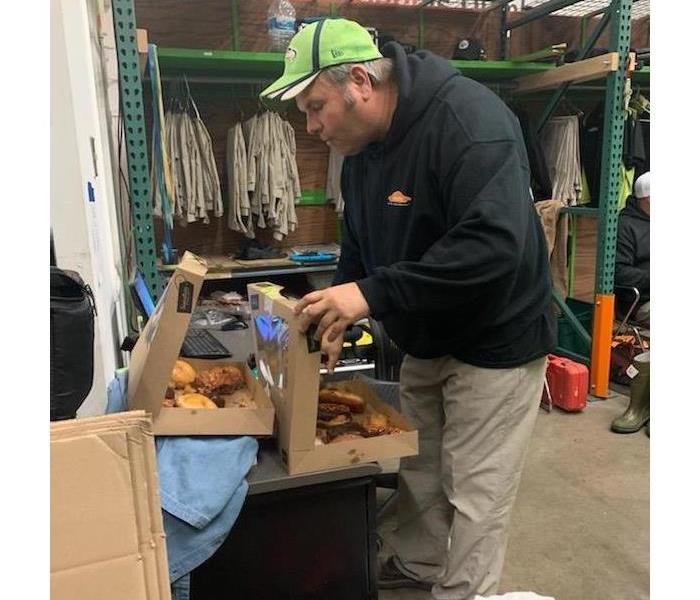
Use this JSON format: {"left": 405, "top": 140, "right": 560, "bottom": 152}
{"left": 514, "top": 52, "right": 619, "bottom": 94}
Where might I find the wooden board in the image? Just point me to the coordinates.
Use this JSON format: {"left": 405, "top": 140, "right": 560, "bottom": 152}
{"left": 571, "top": 215, "right": 597, "bottom": 303}
{"left": 137, "top": 28, "right": 148, "bottom": 75}
{"left": 514, "top": 52, "right": 619, "bottom": 94}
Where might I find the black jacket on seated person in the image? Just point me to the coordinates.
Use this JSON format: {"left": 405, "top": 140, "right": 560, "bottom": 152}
{"left": 615, "top": 197, "right": 650, "bottom": 310}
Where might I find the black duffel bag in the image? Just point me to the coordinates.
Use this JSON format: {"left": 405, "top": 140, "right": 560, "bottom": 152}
{"left": 50, "top": 267, "right": 96, "bottom": 421}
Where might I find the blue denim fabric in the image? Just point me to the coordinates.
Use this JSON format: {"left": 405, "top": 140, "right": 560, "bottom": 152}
{"left": 105, "top": 368, "right": 129, "bottom": 414}
{"left": 170, "top": 573, "right": 191, "bottom": 600}
{"left": 156, "top": 436, "right": 258, "bottom": 580}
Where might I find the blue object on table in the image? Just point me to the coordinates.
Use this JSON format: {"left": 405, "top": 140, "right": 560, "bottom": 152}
{"left": 289, "top": 251, "right": 338, "bottom": 264}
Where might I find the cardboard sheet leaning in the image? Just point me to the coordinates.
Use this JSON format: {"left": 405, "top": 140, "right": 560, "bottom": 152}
{"left": 50, "top": 411, "right": 171, "bottom": 600}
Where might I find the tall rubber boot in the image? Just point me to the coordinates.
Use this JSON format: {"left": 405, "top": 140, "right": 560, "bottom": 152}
{"left": 611, "top": 351, "right": 650, "bottom": 434}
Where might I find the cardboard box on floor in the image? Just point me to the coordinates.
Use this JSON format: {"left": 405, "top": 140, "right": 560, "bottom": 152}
{"left": 247, "top": 282, "right": 419, "bottom": 475}
{"left": 127, "top": 251, "right": 274, "bottom": 436}
{"left": 51, "top": 411, "right": 171, "bottom": 600}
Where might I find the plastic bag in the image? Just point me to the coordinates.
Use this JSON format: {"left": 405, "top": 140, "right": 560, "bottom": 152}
{"left": 189, "top": 307, "right": 241, "bottom": 330}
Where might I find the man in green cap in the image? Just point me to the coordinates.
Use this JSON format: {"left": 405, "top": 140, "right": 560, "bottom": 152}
{"left": 262, "top": 18, "right": 556, "bottom": 599}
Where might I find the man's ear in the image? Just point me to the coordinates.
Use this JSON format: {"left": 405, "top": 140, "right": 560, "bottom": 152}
{"left": 349, "top": 65, "right": 373, "bottom": 100}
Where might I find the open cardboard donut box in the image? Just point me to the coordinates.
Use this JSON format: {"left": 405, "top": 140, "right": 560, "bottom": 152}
{"left": 127, "top": 252, "right": 274, "bottom": 436}
{"left": 247, "top": 282, "right": 418, "bottom": 475}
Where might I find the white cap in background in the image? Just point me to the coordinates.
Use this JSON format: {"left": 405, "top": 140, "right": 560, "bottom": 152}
{"left": 634, "top": 172, "right": 650, "bottom": 199}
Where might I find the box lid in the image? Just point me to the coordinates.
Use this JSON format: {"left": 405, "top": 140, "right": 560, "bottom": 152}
{"left": 128, "top": 252, "right": 208, "bottom": 418}
{"left": 247, "top": 282, "right": 322, "bottom": 454}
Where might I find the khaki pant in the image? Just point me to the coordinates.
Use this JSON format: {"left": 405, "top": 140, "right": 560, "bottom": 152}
{"left": 387, "top": 354, "right": 546, "bottom": 600}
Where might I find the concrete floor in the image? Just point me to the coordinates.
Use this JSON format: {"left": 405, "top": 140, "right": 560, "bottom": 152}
{"left": 377, "top": 386, "right": 649, "bottom": 600}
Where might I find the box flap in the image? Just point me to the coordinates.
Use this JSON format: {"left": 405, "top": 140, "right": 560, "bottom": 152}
{"left": 247, "top": 282, "right": 321, "bottom": 454}
{"left": 51, "top": 413, "right": 170, "bottom": 600}
{"left": 51, "top": 432, "right": 141, "bottom": 571}
{"left": 128, "top": 252, "right": 208, "bottom": 419}
{"left": 51, "top": 556, "right": 150, "bottom": 600}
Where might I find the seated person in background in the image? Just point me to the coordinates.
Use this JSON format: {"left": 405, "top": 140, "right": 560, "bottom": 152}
{"left": 615, "top": 171, "right": 650, "bottom": 328}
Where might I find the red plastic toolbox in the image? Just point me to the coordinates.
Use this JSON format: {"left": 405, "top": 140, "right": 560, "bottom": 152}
{"left": 543, "top": 354, "right": 589, "bottom": 412}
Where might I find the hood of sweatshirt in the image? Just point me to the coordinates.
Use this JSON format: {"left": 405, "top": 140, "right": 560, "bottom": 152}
{"left": 620, "top": 197, "right": 650, "bottom": 222}
{"left": 380, "top": 42, "right": 460, "bottom": 151}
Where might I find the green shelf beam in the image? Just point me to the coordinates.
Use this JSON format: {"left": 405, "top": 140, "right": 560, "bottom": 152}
{"left": 157, "top": 47, "right": 558, "bottom": 82}
{"left": 157, "top": 47, "right": 286, "bottom": 78}
{"left": 451, "top": 60, "right": 552, "bottom": 80}
{"left": 155, "top": 46, "right": 649, "bottom": 88}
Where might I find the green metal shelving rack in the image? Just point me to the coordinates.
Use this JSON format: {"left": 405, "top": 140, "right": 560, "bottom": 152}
{"left": 112, "top": 0, "right": 162, "bottom": 299}
{"left": 501, "top": 0, "right": 636, "bottom": 397}
{"left": 589, "top": 0, "right": 634, "bottom": 397}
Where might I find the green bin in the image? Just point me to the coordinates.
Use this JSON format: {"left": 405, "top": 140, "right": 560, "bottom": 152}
{"left": 556, "top": 298, "right": 593, "bottom": 359}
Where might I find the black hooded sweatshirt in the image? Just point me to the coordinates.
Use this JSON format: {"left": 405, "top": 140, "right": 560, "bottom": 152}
{"left": 334, "top": 43, "right": 556, "bottom": 368}
{"left": 615, "top": 197, "right": 650, "bottom": 304}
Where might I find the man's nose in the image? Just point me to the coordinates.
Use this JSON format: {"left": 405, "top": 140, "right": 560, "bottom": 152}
{"left": 306, "top": 116, "right": 321, "bottom": 136}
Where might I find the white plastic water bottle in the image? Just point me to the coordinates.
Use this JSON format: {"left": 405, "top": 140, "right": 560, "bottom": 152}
{"left": 267, "top": 0, "right": 296, "bottom": 52}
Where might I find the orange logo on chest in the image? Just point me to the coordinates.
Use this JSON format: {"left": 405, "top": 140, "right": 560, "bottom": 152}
{"left": 387, "top": 190, "right": 412, "bottom": 206}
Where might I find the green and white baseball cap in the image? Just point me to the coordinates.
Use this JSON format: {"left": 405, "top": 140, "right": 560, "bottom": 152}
{"left": 260, "top": 18, "right": 382, "bottom": 102}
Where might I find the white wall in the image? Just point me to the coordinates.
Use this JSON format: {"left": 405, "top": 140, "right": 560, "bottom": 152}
{"left": 51, "top": 0, "right": 129, "bottom": 416}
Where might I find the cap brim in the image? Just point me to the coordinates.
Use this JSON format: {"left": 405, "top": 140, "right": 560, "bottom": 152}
{"left": 260, "top": 71, "right": 320, "bottom": 103}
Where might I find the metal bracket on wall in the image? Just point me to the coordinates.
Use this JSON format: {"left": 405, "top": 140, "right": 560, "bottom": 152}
{"left": 112, "top": 0, "right": 163, "bottom": 299}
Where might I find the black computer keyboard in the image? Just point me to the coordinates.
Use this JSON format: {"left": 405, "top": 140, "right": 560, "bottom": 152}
{"left": 180, "top": 329, "right": 232, "bottom": 359}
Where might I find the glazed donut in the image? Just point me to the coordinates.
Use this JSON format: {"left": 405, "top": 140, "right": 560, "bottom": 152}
{"left": 318, "top": 388, "right": 365, "bottom": 413}
{"left": 176, "top": 393, "right": 218, "bottom": 409}
{"left": 171, "top": 360, "right": 197, "bottom": 389}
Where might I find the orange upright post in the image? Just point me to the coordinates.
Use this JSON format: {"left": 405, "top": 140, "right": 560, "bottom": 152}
{"left": 589, "top": 293, "right": 615, "bottom": 398}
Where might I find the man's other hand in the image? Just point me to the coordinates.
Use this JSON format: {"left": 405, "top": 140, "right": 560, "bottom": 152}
{"left": 294, "top": 283, "right": 370, "bottom": 343}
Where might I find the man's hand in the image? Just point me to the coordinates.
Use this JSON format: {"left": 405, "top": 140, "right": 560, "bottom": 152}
{"left": 319, "top": 328, "right": 344, "bottom": 373}
{"left": 294, "top": 282, "right": 370, "bottom": 343}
